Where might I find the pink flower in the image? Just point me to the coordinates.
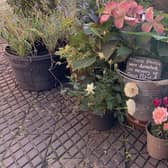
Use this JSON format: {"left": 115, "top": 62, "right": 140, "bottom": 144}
{"left": 111, "top": 1, "right": 131, "bottom": 29}
{"left": 163, "top": 97, "right": 168, "bottom": 107}
{"left": 141, "top": 7, "right": 164, "bottom": 33}
{"left": 99, "top": 2, "right": 117, "bottom": 24}
{"left": 163, "top": 123, "right": 168, "bottom": 131}
{"left": 125, "top": 1, "right": 144, "bottom": 26}
{"left": 99, "top": 0, "right": 135, "bottom": 28}
{"left": 152, "top": 98, "right": 162, "bottom": 107}
{"left": 153, "top": 107, "right": 168, "bottom": 125}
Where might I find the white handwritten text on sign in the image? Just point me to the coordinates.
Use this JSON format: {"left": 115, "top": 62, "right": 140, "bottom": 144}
{"left": 126, "top": 57, "right": 162, "bottom": 80}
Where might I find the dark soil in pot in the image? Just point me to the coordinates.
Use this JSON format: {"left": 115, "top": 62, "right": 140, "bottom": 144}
{"left": 5, "top": 46, "right": 70, "bottom": 91}
{"left": 146, "top": 122, "right": 168, "bottom": 160}
{"left": 91, "top": 112, "right": 116, "bottom": 131}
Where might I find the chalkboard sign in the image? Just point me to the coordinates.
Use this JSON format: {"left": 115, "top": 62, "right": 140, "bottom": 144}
{"left": 126, "top": 57, "right": 162, "bottom": 80}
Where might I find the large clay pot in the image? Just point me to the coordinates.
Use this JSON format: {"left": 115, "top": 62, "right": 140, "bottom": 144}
{"left": 146, "top": 122, "right": 168, "bottom": 160}
{"left": 118, "top": 70, "right": 168, "bottom": 128}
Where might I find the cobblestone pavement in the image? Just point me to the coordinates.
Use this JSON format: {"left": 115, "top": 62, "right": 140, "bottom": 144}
{"left": 0, "top": 41, "right": 168, "bottom": 168}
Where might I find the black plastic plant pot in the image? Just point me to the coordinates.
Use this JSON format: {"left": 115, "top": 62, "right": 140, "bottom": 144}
{"left": 91, "top": 113, "right": 115, "bottom": 131}
{"left": 5, "top": 47, "right": 70, "bottom": 91}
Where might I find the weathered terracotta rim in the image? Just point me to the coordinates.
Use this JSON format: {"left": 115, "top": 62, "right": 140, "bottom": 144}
{"left": 146, "top": 122, "right": 168, "bottom": 142}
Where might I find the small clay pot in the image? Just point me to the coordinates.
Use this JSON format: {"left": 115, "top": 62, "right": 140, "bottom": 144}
{"left": 91, "top": 113, "right": 115, "bottom": 131}
{"left": 152, "top": 0, "right": 168, "bottom": 12}
{"left": 146, "top": 122, "right": 168, "bottom": 160}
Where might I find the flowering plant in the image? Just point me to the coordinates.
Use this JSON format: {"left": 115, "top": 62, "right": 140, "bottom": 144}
{"left": 150, "top": 97, "right": 168, "bottom": 139}
{"left": 98, "top": 0, "right": 168, "bottom": 62}
{"left": 99, "top": 0, "right": 164, "bottom": 33}
{"left": 95, "top": 0, "right": 168, "bottom": 78}
{"left": 58, "top": 0, "right": 168, "bottom": 73}
{"left": 64, "top": 66, "right": 126, "bottom": 122}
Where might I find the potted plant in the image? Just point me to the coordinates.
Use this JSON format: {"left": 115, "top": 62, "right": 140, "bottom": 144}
{"left": 96, "top": 0, "right": 168, "bottom": 127}
{"left": 64, "top": 65, "right": 125, "bottom": 131}
{"left": 57, "top": 23, "right": 126, "bottom": 131}
{"left": 146, "top": 97, "right": 168, "bottom": 160}
{"left": 0, "top": 2, "right": 77, "bottom": 91}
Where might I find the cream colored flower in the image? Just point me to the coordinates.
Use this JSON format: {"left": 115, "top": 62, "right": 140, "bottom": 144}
{"left": 124, "top": 82, "right": 139, "bottom": 98}
{"left": 98, "top": 52, "right": 105, "bottom": 60}
{"left": 126, "top": 99, "right": 136, "bottom": 116}
{"left": 108, "top": 59, "right": 113, "bottom": 65}
{"left": 85, "top": 83, "right": 96, "bottom": 95}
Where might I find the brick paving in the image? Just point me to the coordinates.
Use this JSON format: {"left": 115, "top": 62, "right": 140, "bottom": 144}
{"left": 0, "top": 41, "right": 168, "bottom": 168}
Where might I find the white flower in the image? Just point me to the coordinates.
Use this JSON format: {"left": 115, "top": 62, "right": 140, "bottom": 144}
{"left": 124, "top": 82, "right": 139, "bottom": 98}
{"left": 85, "top": 83, "right": 96, "bottom": 95}
{"left": 108, "top": 59, "right": 113, "bottom": 65}
{"left": 98, "top": 52, "right": 105, "bottom": 60}
{"left": 126, "top": 99, "right": 136, "bottom": 116}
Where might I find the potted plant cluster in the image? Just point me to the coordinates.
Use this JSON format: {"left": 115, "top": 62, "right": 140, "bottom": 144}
{"left": 0, "top": 1, "right": 77, "bottom": 91}
{"left": 57, "top": 2, "right": 127, "bottom": 130}
{"left": 96, "top": 0, "right": 168, "bottom": 128}
{"left": 146, "top": 97, "right": 168, "bottom": 160}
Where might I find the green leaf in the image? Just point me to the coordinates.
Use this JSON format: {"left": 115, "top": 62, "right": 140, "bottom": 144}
{"left": 157, "top": 41, "right": 168, "bottom": 57}
{"left": 107, "top": 101, "right": 113, "bottom": 110}
{"left": 112, "top": 85, "right": 121, "bottom": 92}
{"left": 89, "top": 26, "right": 102, "bottom": 39}
{"left": 102, "top": 41, "right": 118, "bottom": 60}
{"left": 121, "top": 31, "right": 168, "bottom": 41}
{"left": 116, "top": 94, "right": 122, "bottom": 102}
{"left": 135, "top": 35, "right": 151, "bottom": 51}
{"left": 72, "top": 57, "right": 96, "bottom": 71}
{"left": 28, "top": 28, "right": 43, "bottom": 37}
{"left": 117, "top": 45, "right": 132, "bottom": 57}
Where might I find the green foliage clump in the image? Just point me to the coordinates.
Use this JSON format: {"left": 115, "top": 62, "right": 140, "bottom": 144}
{"left": 0, "top": 14, "right": 34, "bottom": 56}
{"left": 7, "top": 0, "right": 60, "bottom": 16}
{"left": 0, "top": 0, "right": 78, "bottom": 56}
{"left": 67, "top": 66, "right": 126, "bottom": 122}
{"left": 57, "top": 31, "right": 99, "bottom": 70}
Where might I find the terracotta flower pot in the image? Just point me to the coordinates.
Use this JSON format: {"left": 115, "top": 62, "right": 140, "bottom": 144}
{"left": 91, "top": 113, "right": 115, "bottom": 131}
{"left": 146, "top": 122, "right": 168, "bottom": 160}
